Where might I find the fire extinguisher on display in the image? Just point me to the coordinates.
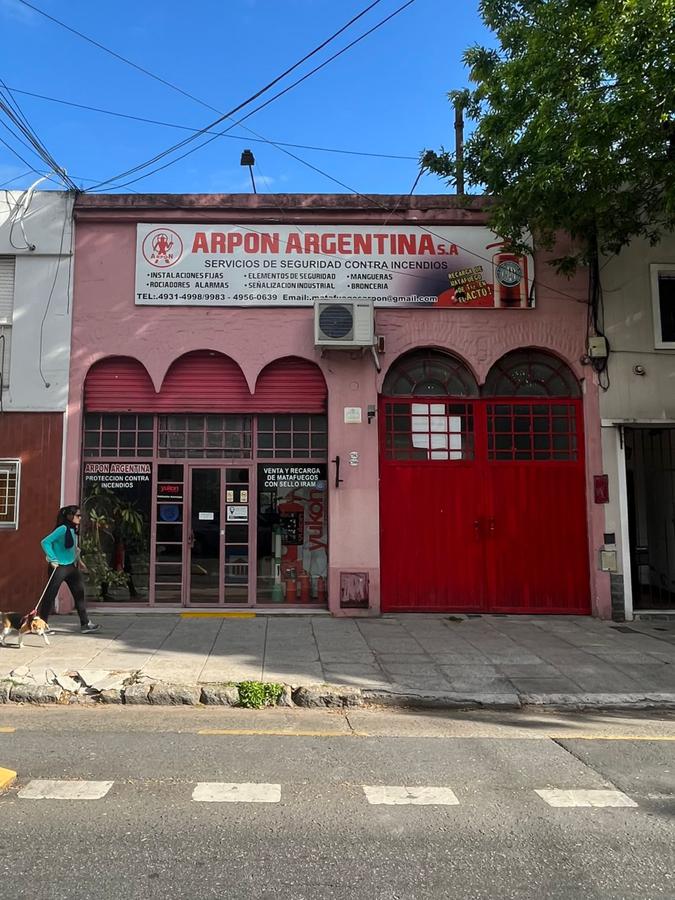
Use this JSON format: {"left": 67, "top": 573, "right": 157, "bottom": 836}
{"left": 486, "top": 242, "right": 529, "bottom": 308}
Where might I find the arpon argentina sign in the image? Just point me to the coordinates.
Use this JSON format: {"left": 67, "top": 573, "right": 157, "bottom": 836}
{"left": 135, "top": 224, "right": 534, "bottom": 309}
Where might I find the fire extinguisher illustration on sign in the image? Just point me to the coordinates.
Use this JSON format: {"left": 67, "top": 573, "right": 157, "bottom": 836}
{"left": 486, "top": 242, "right": 529, "bottom": 308}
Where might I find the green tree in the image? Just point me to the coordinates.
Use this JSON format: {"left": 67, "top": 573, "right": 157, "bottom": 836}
{"left": 422, "top": 0, "right": 675, "bottom": 272}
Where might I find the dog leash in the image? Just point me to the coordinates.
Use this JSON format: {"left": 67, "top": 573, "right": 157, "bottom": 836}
{"left": 20, "top": 567, "right": 58, "bottom": 627}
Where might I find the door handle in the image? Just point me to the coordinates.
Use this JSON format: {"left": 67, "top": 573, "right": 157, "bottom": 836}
{"left": 473, "top": 519, "right": 481, "bottom": 535}
{"left": 487, "top": 517, "right": 495, "bottom": 534}
{"left": 188, "top": 531, "right": 195, "bottom": 549}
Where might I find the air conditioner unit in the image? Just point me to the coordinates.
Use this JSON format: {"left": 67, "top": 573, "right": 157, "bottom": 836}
{"left": 314, "top": 300, "right": 375, "bottom": 348}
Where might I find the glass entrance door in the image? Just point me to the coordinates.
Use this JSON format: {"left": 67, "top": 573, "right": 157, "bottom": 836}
{"left": 188, "top": 467, "right": 222, "bottom": 605}
{"left": 186, "top": 466, "right": 251, "bottom": 606}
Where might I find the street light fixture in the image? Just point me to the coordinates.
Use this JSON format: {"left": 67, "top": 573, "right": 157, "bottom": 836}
{"left": 240, "top": 149, "right": 257, "bottom": 194}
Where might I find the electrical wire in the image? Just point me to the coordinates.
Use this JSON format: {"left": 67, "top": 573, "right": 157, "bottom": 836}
{"left": 87, "top": 0, "right": 417, "bottom": 191}
{"left": 7, "top": 86, "right": 417, "bottom": 162}
{"left": 16, "top": 0, "right": 385, "bottom": 120}
{"left": 0, "top": 169, "right": 34, "bottom": 189}
{"left": 17, "top": 0, "right": 392, "bottom": 191}
{"left": 88, "top": 0, "right": 417, "bottom": 192}
{"left": 38, "top": 194, "right": 72, "bottom": 387}
{"left": 14, "top": 4, "right": 587, "bottom": 308}
{"left": 0, "top": 81, "right": 77, "bottom": 190}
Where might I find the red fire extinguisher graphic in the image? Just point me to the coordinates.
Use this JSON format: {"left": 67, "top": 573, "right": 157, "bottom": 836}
{"left": 486, "top": 242, "right": 529, "bottom": 308}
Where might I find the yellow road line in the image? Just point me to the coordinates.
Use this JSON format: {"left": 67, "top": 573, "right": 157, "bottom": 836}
{"left": 0, "top": 767, "right": 16, "bottom": 790}
{"left": 198, "top": 728, "right": 361, "bottom": 737}
{"left": 180, "top": 612, "right": 256, "bottom": 618}
{"left": 198, "top": 729, "right": 675, "bottom": 740}
{"left": 549, "top": 734, "right": 675, "bottom": 742}
{"left": 0, "top": 727, "right": 16, "bottom": 733}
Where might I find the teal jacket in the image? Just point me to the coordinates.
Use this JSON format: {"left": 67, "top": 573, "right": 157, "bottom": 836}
{"left": 41, "top": 525, "right": 78, "bottom": 566}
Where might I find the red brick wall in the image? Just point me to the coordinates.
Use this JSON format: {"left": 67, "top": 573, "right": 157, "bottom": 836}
{"left": 0, "top": 413, "right": 63, "bottom": 613}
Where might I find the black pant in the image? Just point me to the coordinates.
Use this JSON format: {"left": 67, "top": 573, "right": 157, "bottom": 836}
{"left": 40, "top": 565, "right": 88, "bottom": 626}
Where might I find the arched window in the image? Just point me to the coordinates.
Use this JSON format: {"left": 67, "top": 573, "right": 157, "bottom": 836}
{"left": 381, "top": 351, "right": 478, "bottom": 462}
{"left": 483, "top": 349, "right": 580, "bottom": 398}
{"left": 382, "top": 349, "right": 479, "bottom": 397}
{"left": 483, "top": 351, "right": 581, "bottom": 462}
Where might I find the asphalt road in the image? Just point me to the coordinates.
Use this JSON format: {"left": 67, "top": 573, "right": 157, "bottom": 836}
{"left": 0, "top": 707, "right": 673, "bottom": 900}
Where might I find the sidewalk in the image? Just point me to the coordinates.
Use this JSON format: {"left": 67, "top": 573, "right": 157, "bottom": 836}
{"left": 2, "top": 613, "right": 675, "bottom": 709}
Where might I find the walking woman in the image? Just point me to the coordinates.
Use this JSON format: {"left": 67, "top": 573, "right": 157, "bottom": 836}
{"left": 40, "top": 505, "right": 100, "bottom": 633}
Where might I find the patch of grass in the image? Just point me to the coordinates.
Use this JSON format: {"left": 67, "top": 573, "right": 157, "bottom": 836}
{"left": 238, "top": 681, "right": 284, "bottom": 709}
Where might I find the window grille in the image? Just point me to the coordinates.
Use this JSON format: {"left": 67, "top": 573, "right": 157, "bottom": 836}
{"left": 83, "top": 413, "right": 154, "bottom": 457}
{"left": 487, "top": 402, "right": 578, "bottom": 461}
{"left": 0, "top": 459, "right": 20, "bottom": 528}
{"left": 158, "top": 414, "right": 252, "bottom": 459}
{"left": 383, "top": 400, "right": 475, "bottom": 461}
{"left": 256, "top": 414, "right": 327, "bottom": 459}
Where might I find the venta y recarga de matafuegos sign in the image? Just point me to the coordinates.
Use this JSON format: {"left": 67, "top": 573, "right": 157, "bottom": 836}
{"left": 135, "top": 224, "right": 534, "bottom": 309}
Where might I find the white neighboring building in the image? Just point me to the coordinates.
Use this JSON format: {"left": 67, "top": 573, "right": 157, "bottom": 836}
{"left": 0, "top": 188, "right": 74, "bottom": 609}
{"left": 600, "top": 232, "right": 675, "bottom": 619}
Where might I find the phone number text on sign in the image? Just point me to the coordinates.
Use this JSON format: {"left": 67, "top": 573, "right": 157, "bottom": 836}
{"left": 135, "top": 224, "right": 535, "bottom": 309}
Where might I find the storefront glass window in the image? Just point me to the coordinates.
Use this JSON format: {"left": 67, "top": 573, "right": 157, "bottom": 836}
{"left": 158, "top": 415, "right": 252, "bottom": 458}
{"left": 256, "top": 463, "right": 328, "bottom": 604}
{"left": 81, "top": 462, "right": 152, "bottom": 602}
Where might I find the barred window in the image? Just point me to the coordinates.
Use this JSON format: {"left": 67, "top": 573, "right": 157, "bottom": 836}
{"left": 256, "top": 414, "right": 327, "bottom": 459}
{"left": 158, "top": 415, "right": 252, "bottom": 459}
{"left": 84, "top": 413, "right": 154, "bottom": 457}
{"left": 0, "top": 459, "right": 20, "bottom": 528}
{"left": 487, "top": 403, "right": 578, "bottom": 461}
{"left": 383, "top": 401, "right": 474, "bottom": 461}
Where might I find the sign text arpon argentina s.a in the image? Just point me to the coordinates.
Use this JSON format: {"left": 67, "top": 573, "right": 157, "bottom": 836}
{"left": 135, "top": 224, "right": 534, "bottom": 309}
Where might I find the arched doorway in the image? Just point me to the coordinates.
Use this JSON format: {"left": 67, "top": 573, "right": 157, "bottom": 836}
{"left": 379, "top": 350, "right": 483, "bottom": 612}
{"left": 379, "top": 348, "right": 589, "bottom": 613}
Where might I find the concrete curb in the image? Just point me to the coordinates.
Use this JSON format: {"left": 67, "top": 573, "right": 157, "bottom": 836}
{"left": 2, "top": 677, "right": 675, "bottom": 712}
{"left": 361, "top": 689, "right": 522, "bottom": 710}
{"left": 519, "top": 692, "right": 675, "bottom": 710}
{"left": 0, "top": 767, "right": 17, "bottom": 791}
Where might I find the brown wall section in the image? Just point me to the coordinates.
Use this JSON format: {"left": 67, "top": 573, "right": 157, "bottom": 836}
{"left": 0, "top": 412, "right": 63, "bottom": 613}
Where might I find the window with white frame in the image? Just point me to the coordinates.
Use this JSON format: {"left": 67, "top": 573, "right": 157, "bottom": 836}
{"left": 0, "top": 256, "right": 15, "bottom": 389}
{"left": 651, "top": 264, "right": 675, "bottom": 349}
{"left": 0, "top": 459, "right": 20, "bottom": 529}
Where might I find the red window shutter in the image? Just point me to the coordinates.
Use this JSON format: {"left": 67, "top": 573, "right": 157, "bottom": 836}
{"left": 84, "top": 357, "right": 157, "bottom": 412}
{"left": 157, "top": 351, "right": 252, "bottom": 412}
{"left": 253, "top": 357, "right": 327, "bottom": 413}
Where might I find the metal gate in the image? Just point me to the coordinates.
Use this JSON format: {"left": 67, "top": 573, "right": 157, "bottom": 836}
{"left": 379, "top": 350, "right": 591, "bottom": 614}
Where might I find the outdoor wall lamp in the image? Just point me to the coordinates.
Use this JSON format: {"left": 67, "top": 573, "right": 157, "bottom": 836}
{"left": 240, "top": 149, "right": 257, "bottom": 194}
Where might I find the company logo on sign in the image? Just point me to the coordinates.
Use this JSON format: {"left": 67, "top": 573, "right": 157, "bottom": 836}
{"left": 496, "top": 260, "right": 523, "bottom": 287}
{"left": 142, "top": 228, "right": 183, "bottom": 268}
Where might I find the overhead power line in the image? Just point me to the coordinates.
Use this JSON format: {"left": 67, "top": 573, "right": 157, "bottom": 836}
{"left": 15, "top": 0, "right": 392, "bottom": 189}
{"left": 17, "top": 0, "right": 385, "bottom": 119}
{"left": 7, "top": 86, "right": 417, "bottom": 162}
{"left": 85, "top": 0, "right": 416, "bottom": 191}
{"left": 86, "top": 0, "right": 418, "bottom": 191}
{"left": 0, "top": 79, "right": 77, "bottom": 190}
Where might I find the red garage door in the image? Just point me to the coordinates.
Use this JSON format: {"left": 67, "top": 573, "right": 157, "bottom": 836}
{"left": 379, "top": 349, "right": 590, "bottom": 614}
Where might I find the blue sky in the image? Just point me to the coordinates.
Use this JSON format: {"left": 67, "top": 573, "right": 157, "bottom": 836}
{"left": 0, "top": 0, "right": 491, "bottom": 196}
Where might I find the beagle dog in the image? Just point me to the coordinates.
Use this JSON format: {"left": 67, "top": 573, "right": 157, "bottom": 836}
{"left": 0, "top": 613, "right": 50, "bottom": 649}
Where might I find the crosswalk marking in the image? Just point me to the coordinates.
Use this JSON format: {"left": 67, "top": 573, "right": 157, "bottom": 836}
{"left": 18, "top": 780, "right": 114, "bottom": 800}
{"left": 192, "top": 782, "right": 281, "bottom": 803}
{"left": 363, "top": 785, "right": 460, "bottom": 806}
{"left": 535, "top": 789, "right": 638, "bottom": 808}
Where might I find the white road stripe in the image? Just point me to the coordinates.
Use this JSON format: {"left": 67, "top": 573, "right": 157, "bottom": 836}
{"left": 535, "top": 789, "right": 638, "bottom": 808}
{"left": 192, "top": 782, "right": 281, "bottom": 803}
{"left": 363, "top": 785, "right": 459, "bottom": 806}
{"left": 18, "top": 780, "right": 114, "bottom": 800}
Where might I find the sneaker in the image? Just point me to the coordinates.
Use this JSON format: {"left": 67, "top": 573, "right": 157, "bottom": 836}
{"left": 81, "top": 622, "right": 101, "bottom": 633}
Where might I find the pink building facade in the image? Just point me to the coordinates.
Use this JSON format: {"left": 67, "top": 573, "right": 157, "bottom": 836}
{"left": 64, "top": 194, "right": 610, "bottom": 617}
